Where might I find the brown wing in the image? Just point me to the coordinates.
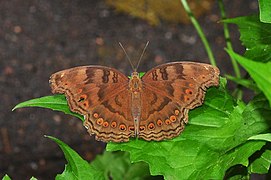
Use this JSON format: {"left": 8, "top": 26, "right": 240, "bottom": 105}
{"left": 138, "top": 62, "right": 220, "bottom": 141}
{"left": 49, "top": 66, "right": 133, "bottom": 142}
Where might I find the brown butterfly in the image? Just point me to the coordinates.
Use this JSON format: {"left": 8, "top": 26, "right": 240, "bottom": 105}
{"left": 49, "top": 60, "right": 220, "bottom": 142}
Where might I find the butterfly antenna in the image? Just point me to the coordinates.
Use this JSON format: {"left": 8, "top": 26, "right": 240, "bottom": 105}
{"left": 135, "top": 41, "right": 149, "bottom": 71}
{"left": 118, "top": 42, "right": 136, "bottom": 71}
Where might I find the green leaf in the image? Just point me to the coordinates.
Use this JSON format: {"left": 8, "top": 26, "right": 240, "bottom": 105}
{"left": 13, "top": 95, "right": 83, "bottom": 121}
{"left": 46, "top": 136, "right": 95, "bottom": 180}
{"left": 249, "top": 149, "right": 271, "bottom": 174}
{"left": 139, "top": 72, "right": 145, "bottom": 78}
{"left": 224, "top": 15, "right": 271, "bottom": 62}
{"left": 226, "top": 49, "right": 271, "bottom": 106}
{"left": 236, "top": 94, "right": 271, "bottom": 175}
{"left": 259, "top": 0, "right": 271, "bottom": 23}
{"left": 1, "top": 175, "right": 11, "bottom": 180}
{"left": 241, "top": 93, "right": 271, "bottom": 136}
{"left": 91, "top": 151, "right": 152, "bottom": 180}
{"left": 47, "top": 135, "right": 155, "bottom": 180}
{"left": 107, "top": 81, "right": 270, "bottom": 179}
{"left": 30, "top": 177, "right": 38, "bottom": 180}
{"left": 249, "top": 133, "right": 271, "bottom": 142}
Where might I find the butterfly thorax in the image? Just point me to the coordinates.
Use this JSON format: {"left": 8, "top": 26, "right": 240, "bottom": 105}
{"left": 129, "top": 72, "right": 142, "bottom": 93}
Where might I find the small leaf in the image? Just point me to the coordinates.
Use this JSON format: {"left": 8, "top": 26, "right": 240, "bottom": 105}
{"left": 13, "top": 95, "right": 83, "bottom": 121}
{"left": 30, "top": 177, "right": 38, "bottom": 180}
{"left": 1, "top": 175, "right": 11, "bottom": 180}
{"left": 224, "top": 15, "right": 271, "bottom": 62}
{"left": 226, "top": 49, "right": 271, "bottom": 106}
{"left": 259, "top": 0, "right": 271, "bottom": 23}
{"left": 45, "top": 135, "right": 95, "bottom": 180}
{"left": 139, "top": 72, "right": 145, "bottom": 78}
{"left": 249, "top": 150, "right": 271, "bottom": 174}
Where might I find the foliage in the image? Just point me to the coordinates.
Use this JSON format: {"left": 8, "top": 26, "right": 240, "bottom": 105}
{"left": 224, "top": 15, "right": 271, "bottom": 63}
{"left": 258, "top": 0, "right": 271, "bottom": 23}
{"left": 7, "top": 0, "right": 271, "bottom": 179}
{"left": 49, "top": 136, "right": 153, "bottom": 180}
{"left": 107, "top": 82, "right": 270, "bottom": 179}
{"left": 12, "top": 95, "right": 83, "bottom": 120}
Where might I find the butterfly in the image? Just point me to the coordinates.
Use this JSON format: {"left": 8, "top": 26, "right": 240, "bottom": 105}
{"left": 49, "top": 61, "right": 220, "bottom": 142}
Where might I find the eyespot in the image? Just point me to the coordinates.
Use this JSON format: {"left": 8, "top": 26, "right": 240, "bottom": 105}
{"left": 174, "top": 109, "right": 180, "bottom": 116}
{"left": 156, "top": 119, "right": 163, "bottom": 126}
{"left": 78, "top": 94, "right": 87, "bottom": 102}
{"left": 103, "top": 121, "right": 109, "bottom": 127}
{"left": 93, "top": 112, "right": 99, "bottom": 119}
{"left": 184, "top": 96, "right": 190, "bottom": 101}
{"left": 139, "top": 125, "right": 145, "bottom": 131}
{"left": 111, "top": 121, "right": 117, "bottom": 128}
{"left": 185, "top": 89, "right": 193, "bottom": 95}
{"left": 96, "top": 118, "right": 104, "bottom": 125}
{"left": 119, "top": 124, "right": 127, "bottom": 131}
{"left": 128, "top": 126, "right": 135, "bottom": 131}
{"left": 148, "top": 123, "right": 155, "bottom": 130}
{"left": 170, "top": 115, "right": 177, "bottom": 122}
{"left": 83, "top": 101, "right": 89, "bottom": 107}
{"left": 165, "top": 119, "right": 171, "bottom": 125}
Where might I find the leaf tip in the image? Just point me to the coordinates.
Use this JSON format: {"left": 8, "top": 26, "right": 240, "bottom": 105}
{"left": 12, "top": 105, "right": 19, "bottom": 111}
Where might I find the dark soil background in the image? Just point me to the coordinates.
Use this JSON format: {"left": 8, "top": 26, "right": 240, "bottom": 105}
{"left": 0, "top": 0, "right": 259, "bottom": 179}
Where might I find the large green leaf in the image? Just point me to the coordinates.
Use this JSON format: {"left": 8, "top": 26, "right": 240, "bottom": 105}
{"left": 46, "top": 136, "right": 95, "bottom": 179}
{"left": 259, "top": 0, "right": 271, "bottom": 23}
{"left": 227, "top": 49, "right": 271, "bottom": 106}
{"left": 107, "top": 80, "right": 270, "bottom": 179}
{"left": 224, "top": 15, "right": 271, "bottom": 62}
{"left": 13, "top": 95, "right": 83, "bottom": 121}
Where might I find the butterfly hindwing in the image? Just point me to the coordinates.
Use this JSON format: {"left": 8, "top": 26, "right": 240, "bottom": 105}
{"left": 139, "top": 86, "right": 187, "bottom": 140}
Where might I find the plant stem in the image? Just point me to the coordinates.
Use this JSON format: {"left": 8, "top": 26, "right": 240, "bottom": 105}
{"left": 218, "top": 0, "right": 242, "bottom": 99}
{"left": 218, "top": 0, "right": 241, "bottom": 78}
{"left": 180, "top": 0, "right": 216, "bottom": 66}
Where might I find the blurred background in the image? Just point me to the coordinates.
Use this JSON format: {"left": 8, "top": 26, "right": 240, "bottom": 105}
{"left": 0, "top": 0, "right": 258, "bottom": 179}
